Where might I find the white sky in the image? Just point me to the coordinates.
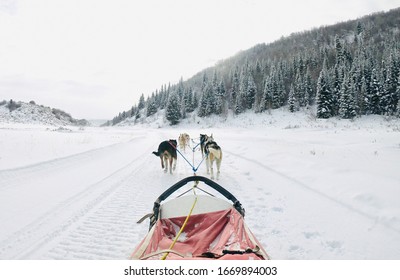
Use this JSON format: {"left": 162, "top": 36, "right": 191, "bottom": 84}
{"left": 1, "top": 0, "right": 399, "bottom": 120}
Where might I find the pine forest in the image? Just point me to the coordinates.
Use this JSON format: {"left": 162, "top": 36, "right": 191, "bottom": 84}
{"left": 108, "top": 8, "right": 400, "bottom": 126}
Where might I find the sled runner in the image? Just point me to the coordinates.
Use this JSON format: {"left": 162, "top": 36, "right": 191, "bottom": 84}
{"left": 131, "top": 176, "right": 269, "bottom": 260}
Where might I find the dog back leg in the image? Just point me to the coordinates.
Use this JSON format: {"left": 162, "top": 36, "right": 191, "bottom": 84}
{"left": 205, "top": 156, "right": 210, "bottom": 174}
{"left": 169, "top": 157, "right": 173, "bottom": 174}
{"left": 208, "top": 155, "right": 215, "bottom": 179}
{"left": 163, "top": 156, "right": 168, "bottom": 173}
{"left": 216, "top": 158, "right": 221, "bottom": 179}
{"left": 160, "top": 156, "right": 165, "bottom": 170}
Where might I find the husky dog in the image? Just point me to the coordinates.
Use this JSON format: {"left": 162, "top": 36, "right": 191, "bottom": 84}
{"left": 200, "top": 134, "right": 214, "bottom": 157}
{"left": 204, "top": 137, "right": 222, "bottom": 180}
{"left": 152, "top": 140, "right": 177, "bottom": 174}
{"left": 178, "top": 133, "right": 190, "bottom": 152}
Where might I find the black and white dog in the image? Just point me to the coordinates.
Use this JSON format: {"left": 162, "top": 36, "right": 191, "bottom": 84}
{"left": 201, "top": 134, "right": 222, "bottom": 180}
{"left": 152, "top": 140, "right": 177, "bottom": 174}
{"left": 200, "top": 134, "right": 212, "bottom": 157}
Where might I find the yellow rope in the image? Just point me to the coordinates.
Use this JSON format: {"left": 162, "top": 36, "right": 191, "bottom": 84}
{"left": 161, "top": 185, "right": 198, "bottom": 260}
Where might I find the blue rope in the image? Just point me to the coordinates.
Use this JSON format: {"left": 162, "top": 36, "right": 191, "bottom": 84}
{"left": 171, "top": 140, "right": 207, "bottom": 173}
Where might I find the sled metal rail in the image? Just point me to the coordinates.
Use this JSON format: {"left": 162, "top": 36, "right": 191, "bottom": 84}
{"left": 149, "top": 176, "right": 245, "bottom": 229}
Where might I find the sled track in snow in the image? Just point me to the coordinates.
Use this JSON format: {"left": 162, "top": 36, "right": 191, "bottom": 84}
{"left": 0, "top": 138, "right": 143, "bottom": 191}
{"left": 0, "top": 139, "right": 154, "bottom": 259}
{"left": 224, "top": 150, "right": 400, "bottom": 235}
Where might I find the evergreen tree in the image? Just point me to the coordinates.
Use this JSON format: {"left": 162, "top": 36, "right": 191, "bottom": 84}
{"left": 198, "top": 90, "right": 207, "bottom": 117}
{"left": 339, "top": 73, "right": 357, "bottom": 119}
{"left": 367, "top": 68, "right": 382, "bottom": 114}
{"left": 332, "top": 64, "right": 344, "bottom": 116}
{"left": 260, "top": 77, "right": 272, "bottom": 112}
{"left": 215, "top": 80, "right": 226, "bottom": 115}
{"left": 335, "top": 35, "right": 344, "bottom": 65}
{"left": 234, "top": 88, "right": 244, "bottom": 115}
{"left": 146, "top": 100, "right": 157, "bottom": 117}
{"left": 246, "top": 73, "right": 257, "bottom": 110}
{"left": 295, "top": 71, "right": 306, "bottom": 107}
{"left": 235, "top": 71, "right": 248, "bottom": 114}
{"left": 198, "top": 83, "right": 216, "bottom": 117}
{"left": 381, "top": 54, "right": 399, "bottom": 115}
{"left": 184, "top": 87, "right": 195, "bottom": 113}
{"left": 396, "top": 73, "right": 400, "bottom": 117}
{"left": 304, "top": 68, "right": 314, "bottom": 107}
{"left": 230, "top": 68, "right": 240, "bottom": 109}
{"left": 138, "top": 94, "right": 145, "bottom": 110}
{"left": 358, "top": 76, "right": 368, "bottom": 115}
{"left": 130, "top": 105, "right": 137, "bottom": 117}
{"left": 288, "top": 85, "right": 297, "bottom": 113}
{"left": 165, "top": 91, "right": 181, "bottom": 125}
{"left": 316, "top": 62, "right": 333, "bottom": 118}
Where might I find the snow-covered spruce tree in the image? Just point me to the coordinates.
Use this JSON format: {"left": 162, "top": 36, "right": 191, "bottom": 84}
{"left": 198, "top": 83, "right": 216, "bottom": 117}
{"left": 294, "top": 71, "right": 306, "bottom": 107}
{"left": 316, "top": 62, "right": 333, "bottom": 118}
{"left": 396, "top": 73, "right": 400, "bottom": 117}
{"left": 198, "top": 90, "right": 207, "bottom": 117}
{"left": 184, "top": 87, "right": 196, "bottom": 113}
{"left": 260, "top": 77, "right": 272, "bottom": 112}
{"left": 332, "top": 64, "right": 344, "bottom": 116}
{"left": 288, "top": 85, "right": 298, "bottom": 113}
{"left": 165, "top": 90, "right": 181, "bottom": 125}
{"left": 234, "top": 89, "right": 244, "bottom": 115}
{"left": 339, "top": 73, "right": 357, "bottom": 119}
{"left": 215, "top": 80, "right": 226, "bottom": 115}
{"left": 381, "top": 55, "right": 399, "bottom": 116}
{"left": 246, "top": 73, "right": 257, "bottom": 110}
{"left": 236, "top": 70, "right": 248, "bottom": 113}
{"left": 146, "top": 100, "right": 157, "bottom": 117}
{"left": 229, "top": 68, "right": 240, "bottom": 110}
{"left": 304, "top": 68, "right": 314, "bottom": 107}
{"left": 358, "top": 76, "right": 368, "bottom": 115}
{"left": 367, "top": 68, "right": 382, "bottom": 115}
{"left": 270, "top": 71, "right": 282, "bottom": 109}
{"left": 138, "top": 94, "right": 145, "bottom": 110}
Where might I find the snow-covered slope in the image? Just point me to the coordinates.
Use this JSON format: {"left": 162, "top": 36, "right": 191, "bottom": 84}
{"left": 0, "top": 110, "right": 399, "bottom": 259}
{"left": 0, "top": 100, "right": 89, "bottom": 126}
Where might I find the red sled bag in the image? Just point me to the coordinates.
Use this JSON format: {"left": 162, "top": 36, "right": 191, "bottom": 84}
{"left": 131, "top": 176, "right": 269, "bottom": 260}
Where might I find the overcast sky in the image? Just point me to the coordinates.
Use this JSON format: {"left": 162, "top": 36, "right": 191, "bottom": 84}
{"left": 1, "top": 0, "right": 399, "bottom": 120}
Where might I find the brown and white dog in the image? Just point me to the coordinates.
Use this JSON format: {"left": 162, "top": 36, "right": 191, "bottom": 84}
{"left": 203, "top": 135, "right": 222, "bottom": 180}
{"left": 178, "top": 133, "right": 190, "bottom": 152}
{"left": 152, "top": 140, "right": 177, "bottom": 174}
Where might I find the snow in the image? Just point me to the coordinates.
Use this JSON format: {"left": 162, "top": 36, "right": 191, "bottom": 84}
{"left": 1, "top": 109, "right": 400, "bottom": 260}
{"left": 0, "top": 101, "right": 88, "bottom": 127}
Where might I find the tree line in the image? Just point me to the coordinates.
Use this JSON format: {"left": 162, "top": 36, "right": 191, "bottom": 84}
{"left": 108, "top": 8, "right": 400, "bottom": 126}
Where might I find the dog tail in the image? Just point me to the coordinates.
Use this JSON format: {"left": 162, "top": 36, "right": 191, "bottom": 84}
{"left": 152, "top": 151, "right": 160, "bottom": 156}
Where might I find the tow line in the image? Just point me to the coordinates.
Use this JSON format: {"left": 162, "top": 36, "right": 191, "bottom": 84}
{"left": 169, "top": 140, "right": 208, "bottom": 174}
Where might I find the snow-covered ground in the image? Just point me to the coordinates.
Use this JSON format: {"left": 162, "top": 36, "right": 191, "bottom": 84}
{"left": 1, "top": 110, "right": 400, "bottom": 260}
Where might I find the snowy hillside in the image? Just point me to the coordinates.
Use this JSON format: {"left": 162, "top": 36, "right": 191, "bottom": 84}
{"left": 0, "top": 110, "right": 399, "bottom": 260}
{"left": 0, "top": 100, "right": 89, "bottom": 126}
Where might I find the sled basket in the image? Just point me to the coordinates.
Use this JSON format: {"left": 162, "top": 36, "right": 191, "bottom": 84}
{"left": 131, "top": 176, "right": 269, "bottom": 260}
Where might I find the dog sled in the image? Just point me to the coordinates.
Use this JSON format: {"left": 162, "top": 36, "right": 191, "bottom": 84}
{"left": 131, "top": 176, "right": 269, "bottom": 260}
